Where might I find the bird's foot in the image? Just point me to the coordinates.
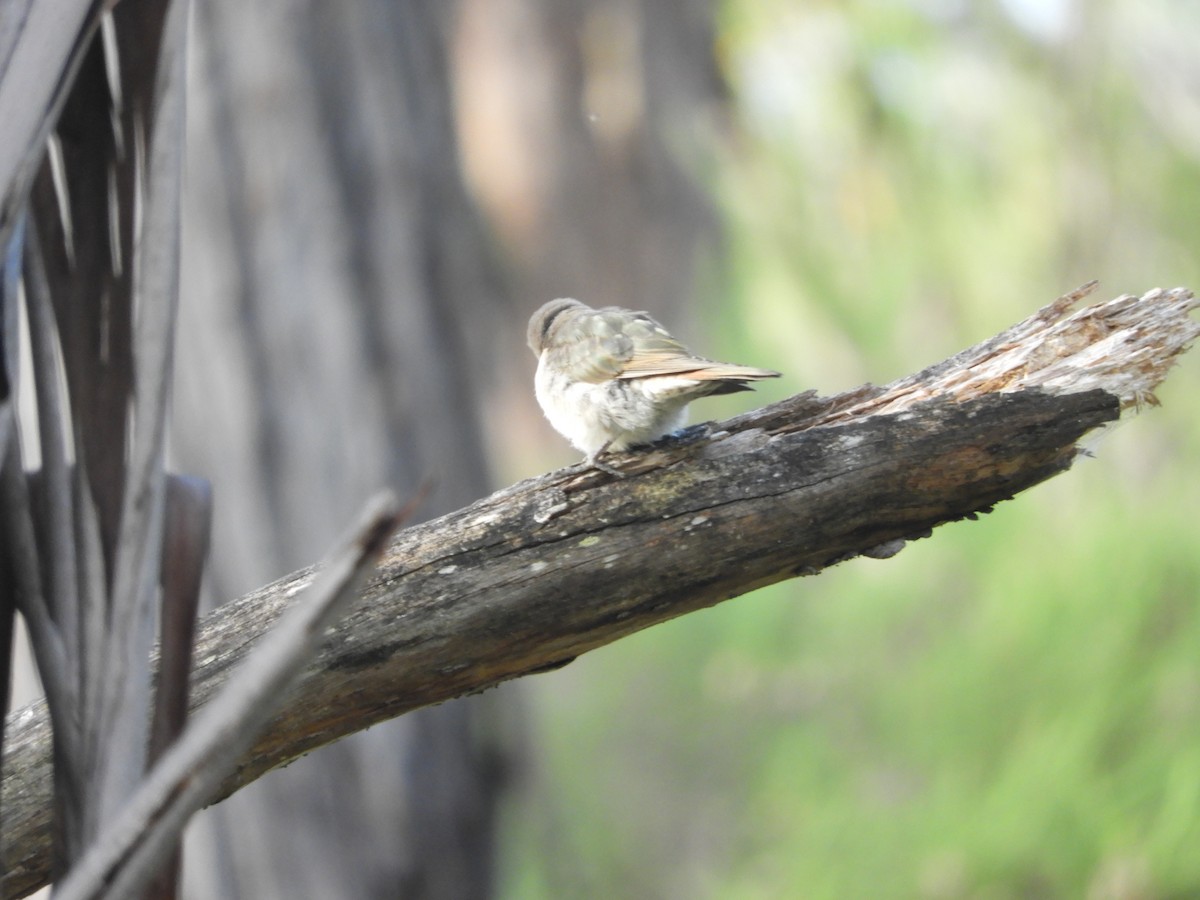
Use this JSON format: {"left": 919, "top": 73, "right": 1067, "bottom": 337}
{"left": 582, "top": 440, "right": 627, "bottom": 477}
{"left": 655, "top": 423, "right": 712, "bottom": 448}
{"left": 589, "top": 457, "right": 626, "bottom": 477}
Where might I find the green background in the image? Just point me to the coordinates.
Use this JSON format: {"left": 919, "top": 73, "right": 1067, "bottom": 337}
{"left": 505, "top": 2, "right": 1200, "bottom": 896}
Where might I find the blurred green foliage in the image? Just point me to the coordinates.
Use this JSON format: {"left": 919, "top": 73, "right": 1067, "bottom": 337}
{"left": 502, "top": 2, "right": 1200, "bottom": 897}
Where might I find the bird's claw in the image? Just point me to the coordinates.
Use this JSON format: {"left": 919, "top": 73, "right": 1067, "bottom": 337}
{"left": 588, "top": 457, "right": 626, "bottom": 477}
{"left": 582, "top": 440, "right": 627, "bottom": 477}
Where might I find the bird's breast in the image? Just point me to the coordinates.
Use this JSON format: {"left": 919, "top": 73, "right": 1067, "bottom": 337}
{"left": 534, "top": 358, "right": 692, "bottom": 453}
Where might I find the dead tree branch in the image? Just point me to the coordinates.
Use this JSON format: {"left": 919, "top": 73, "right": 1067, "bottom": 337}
{"left": 2, "top": 284, "right": 1197, "bottom": 897}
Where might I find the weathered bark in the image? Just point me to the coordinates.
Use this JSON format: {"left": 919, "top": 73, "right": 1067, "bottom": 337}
{"left": 1, "top": 285, "right": 1196, "bottom": 897}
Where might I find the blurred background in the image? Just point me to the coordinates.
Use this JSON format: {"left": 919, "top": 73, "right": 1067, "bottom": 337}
{"left": 161, "top": 0, "right": 1200, "bottom": 897}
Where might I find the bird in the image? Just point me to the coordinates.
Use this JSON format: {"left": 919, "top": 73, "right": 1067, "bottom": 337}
{"left": 527, "top": 298, "right": 780, "bottom": 473}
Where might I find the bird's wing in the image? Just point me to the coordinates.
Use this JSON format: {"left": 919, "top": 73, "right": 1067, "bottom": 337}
{"left": 544, "top": 307, "right": 685, "bottom": 381}
{"left": 607, "top": 310, "right": 715, "bottom": 378}
{"left": 547, "top": 306, "right": 780, "bottom": 383}
{"left": 610, "top": 311, "right": 780, "bottom": 382}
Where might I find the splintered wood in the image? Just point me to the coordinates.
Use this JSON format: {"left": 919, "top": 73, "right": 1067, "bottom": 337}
{"left": 814, "top": 283, "right": 1200, "bottom": 426}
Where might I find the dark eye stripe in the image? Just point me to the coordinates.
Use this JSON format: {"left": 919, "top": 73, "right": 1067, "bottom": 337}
{"left": 541, "top": 301, "right": 575, "bottom": 345}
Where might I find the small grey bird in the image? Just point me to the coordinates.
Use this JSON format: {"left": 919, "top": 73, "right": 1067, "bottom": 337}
{"left": 527, "top": 298, "right": 780, "bottom": 472}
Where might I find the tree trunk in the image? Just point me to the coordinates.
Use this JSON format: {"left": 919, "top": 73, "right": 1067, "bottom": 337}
{"left": 175, "top": 2, "right": 508, "bottom": 897}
